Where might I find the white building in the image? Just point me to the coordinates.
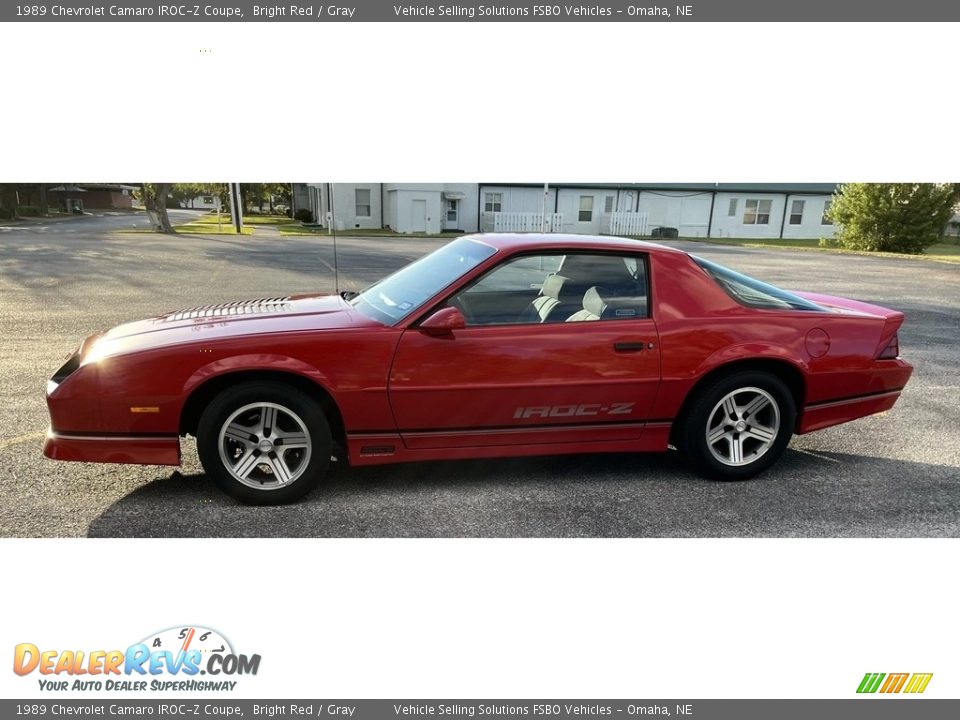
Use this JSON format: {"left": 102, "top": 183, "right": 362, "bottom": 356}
{"left": 181, "top": 194, "right": 221, "bottom": 210}
{"left": 292, "top": 183, "right": 839, "bottom": 240}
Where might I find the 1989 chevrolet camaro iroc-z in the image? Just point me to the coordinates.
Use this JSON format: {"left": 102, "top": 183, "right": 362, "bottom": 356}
{"left": 44, "top": 234, "right": 913, "bottom": 504}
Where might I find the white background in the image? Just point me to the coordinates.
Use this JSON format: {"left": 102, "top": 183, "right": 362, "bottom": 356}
{"left": 1, "top": 21, "right": 958, "bottom": 700}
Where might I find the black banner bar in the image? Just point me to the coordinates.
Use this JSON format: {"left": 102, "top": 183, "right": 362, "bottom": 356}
{"left": 2, "top": 699, "right": 958, "bottom": 719}
{"left": 3, "top": 0, "right": 960, "bottom": 22}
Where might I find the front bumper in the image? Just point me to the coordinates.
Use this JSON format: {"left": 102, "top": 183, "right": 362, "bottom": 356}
{"left": 43, "top": 429, "right": 181, "bottom": 466}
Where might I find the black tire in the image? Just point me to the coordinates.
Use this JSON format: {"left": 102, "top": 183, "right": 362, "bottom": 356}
{"left": 196, "top": 381, "right": 332, "bottom": 505}
{"left": 679, "top": 371, "right": 796, "bottom": 481}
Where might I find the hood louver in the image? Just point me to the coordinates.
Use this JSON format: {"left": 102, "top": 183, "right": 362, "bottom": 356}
{"left": 163, "top": 297, "right": 293, "bottom": 321}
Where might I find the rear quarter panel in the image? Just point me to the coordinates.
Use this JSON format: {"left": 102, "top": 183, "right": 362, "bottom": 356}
{"left": 647, "top": 251, "right": 905, "bottom": 421}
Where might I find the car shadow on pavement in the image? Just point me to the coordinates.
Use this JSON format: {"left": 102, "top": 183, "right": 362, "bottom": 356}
{"left": 86, "top": 449, "right": 960, "bottom": 538}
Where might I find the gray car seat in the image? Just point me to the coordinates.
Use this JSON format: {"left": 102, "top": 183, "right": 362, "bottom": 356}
{"left": 566, "top": 286, "right": 607, "bottom": 322}
{"left": 565, "top": 286, "right": 648, "bottom": 322}
{"left": 519, "top": 274, "right": 582, "bottom": 323}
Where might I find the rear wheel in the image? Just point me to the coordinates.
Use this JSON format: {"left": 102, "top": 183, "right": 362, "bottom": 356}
{"left": 680, "top": 371, "right": 795, "bottom": 480}
{"left": 197, "top": 381, "right": 331, "bottom": 504}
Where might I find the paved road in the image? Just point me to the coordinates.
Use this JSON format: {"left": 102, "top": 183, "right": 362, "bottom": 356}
{"left": 1, "top": 213, "right": 957, "bottom": 537}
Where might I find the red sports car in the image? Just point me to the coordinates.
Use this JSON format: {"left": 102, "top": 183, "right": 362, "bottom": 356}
{"left": 44, "top": 234, "right": 912, "bottom": 504}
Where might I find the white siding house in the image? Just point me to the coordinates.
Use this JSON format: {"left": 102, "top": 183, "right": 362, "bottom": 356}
{"left": 181, "top": 194, "right": 220, "bottom": 210}
{"left": 709, "top": 192, "right": 836, "bottom": 239}
{"left": 291, "top": 183, "right": 839, "bottom": 239}
{"left": 384, "top": 183, "right": 479, "bottom": 234}
{"left": 635, "top": 190, "right": 714, "bottom": 237}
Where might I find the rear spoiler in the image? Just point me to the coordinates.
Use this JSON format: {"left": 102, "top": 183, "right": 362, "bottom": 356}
{"left": 793, "top": 292, "right": 905, "bottom": 358}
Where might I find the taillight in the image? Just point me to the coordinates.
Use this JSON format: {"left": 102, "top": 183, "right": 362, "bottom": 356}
{"left": 878, "top": 333, "right": 900, "bottom": 359}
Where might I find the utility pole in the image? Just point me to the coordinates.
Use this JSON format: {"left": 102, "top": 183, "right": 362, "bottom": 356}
{"left": 228, "top": 183, "right": 243, "bottom": 234}
{"left": 541, "top": 182, "right": 549, "bottom": 232}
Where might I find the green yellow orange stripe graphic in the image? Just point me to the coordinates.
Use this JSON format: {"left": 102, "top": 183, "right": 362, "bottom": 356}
{"left": 857, "top": 672, "right": 932, "bottom": 694}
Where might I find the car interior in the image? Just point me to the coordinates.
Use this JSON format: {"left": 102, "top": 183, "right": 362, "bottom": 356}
{"left": 450, "top": 253, "right": 648, "bottom": 326}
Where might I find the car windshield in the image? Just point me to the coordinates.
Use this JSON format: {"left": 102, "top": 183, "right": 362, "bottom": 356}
{"left": 692, "top": 255, "right": 825, "bottom": 312}
{"left": 350, "top": 237, "right": 498, "bottom": 324}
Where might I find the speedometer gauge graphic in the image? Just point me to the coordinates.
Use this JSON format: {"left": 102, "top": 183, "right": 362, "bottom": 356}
{"left": 139, "top": 626, "right": 234, "bottom": 659}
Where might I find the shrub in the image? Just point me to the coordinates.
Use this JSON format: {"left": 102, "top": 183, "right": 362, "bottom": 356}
{"left": 294, "top": 208, "right": 314, "bottom": 223}
{"left": 829, "top": 183, "right": 959, "bottom": 254}
{"left": 16, "top": 205, "right": 41, "bottom": 216}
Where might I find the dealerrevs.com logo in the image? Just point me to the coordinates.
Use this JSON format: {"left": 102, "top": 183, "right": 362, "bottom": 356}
{"left": 13, "top": 626, "right": 260, "bottom": 692}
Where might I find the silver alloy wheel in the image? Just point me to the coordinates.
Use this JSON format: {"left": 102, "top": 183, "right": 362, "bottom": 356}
{"left": 705, "top": 386, "right": 780, "bottom": 467}
{"left": 217, "top": 402, "right": 312, "bottom": 490}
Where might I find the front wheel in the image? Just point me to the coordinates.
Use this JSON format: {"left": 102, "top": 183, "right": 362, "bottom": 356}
{"left": 680, "top": 371, "right": 796, "bottom": 481}
{"left": 197, "top": 382, "right": 332, "bottom": 504}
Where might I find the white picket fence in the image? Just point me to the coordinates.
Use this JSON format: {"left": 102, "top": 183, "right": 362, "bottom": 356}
{"left": 493, "top": 212, "right": 564, "bottom": 233}
{"left": 607, "top": 211, "right": 650, "bottom": 237}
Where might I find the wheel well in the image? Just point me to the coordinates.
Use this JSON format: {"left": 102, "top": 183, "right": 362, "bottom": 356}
{"left": 669, "top": 359, "right": 806, "bottom": 445}
{"left": 179, "top": 370, "right": 347, "bottom": 450}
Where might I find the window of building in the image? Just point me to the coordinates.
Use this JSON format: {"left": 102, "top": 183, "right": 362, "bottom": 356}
{"left": 578, "top": 196, "right": 594, "bottom": 222}
{"left": 484, "top": 192, "right": 503, "bottom": 213}
{"left": 604, "top": 195, "right": 615, "bottom": 213}
{"left": 822, "top": 200, "right": 834, "bottom": 225}
{"left": 789, "top": 199, "right": 805, "bottom": 225}
{"left": 202, "top": 196, "right": 214, "bottom": 205}
{"left": 355, "top": 188, "right": 371, "bottom": 217}
{"left": 728, "top": 198, "right": 738, "bottom": 217}
{"left": 743, "top": 199, "right": 772, "bottom": 225}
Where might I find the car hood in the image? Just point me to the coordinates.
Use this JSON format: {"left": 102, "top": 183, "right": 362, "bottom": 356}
{"left": 85, "top": 293, "right": 381, "bottom": 360}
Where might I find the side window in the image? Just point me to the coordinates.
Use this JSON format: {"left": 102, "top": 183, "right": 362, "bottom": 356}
{"left": 789, "top": 199, "right": 805, "bottom": 225}
{"left": 451, "top": 253, "right": 648, "bottom": 326}
{"left": 743, "top": 198, "right": 772, "bottom": 225}
{"left": 578, "top": 196, "right": 594, "bottom": 222}
{"left": 355, "top": 188, "right": 372, "bottom": 217}
{"left": 558, "top": 253, "right": 648, "bottom": 322}
{"left": 821, "top": 199, "right": 834, "bottom": 225}
{"left": 470, "top": 254, "right": 564, "bottom": 293}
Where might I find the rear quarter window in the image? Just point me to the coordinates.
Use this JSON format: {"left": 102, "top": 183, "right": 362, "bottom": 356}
{"left": 692, "top": 255, "right": 825, "bottom": 312}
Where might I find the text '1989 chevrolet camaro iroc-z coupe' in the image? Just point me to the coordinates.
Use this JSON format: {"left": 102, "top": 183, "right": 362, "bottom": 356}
{"left": 44, "top": 234, "right": 912, "bottom": 504}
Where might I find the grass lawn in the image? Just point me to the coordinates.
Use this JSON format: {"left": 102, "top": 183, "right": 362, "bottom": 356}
{"left": 175, "top": 221, "right": 254, "bottom": 235}
{"left": 119, "top": 223, "right": 253, "bottom": 236}
{"left": 278, "top": 224, "right": 457, "bottom": 239}
{"left": 673, "top": 236, "right": 960, "bottom": 264}
{"left": 194, "top": 213, "right": 291, "bottom": 226}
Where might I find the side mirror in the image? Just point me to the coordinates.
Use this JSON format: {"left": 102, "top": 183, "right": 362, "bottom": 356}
{"left": 419, "top": 306, "right": 466, "bottom": 337}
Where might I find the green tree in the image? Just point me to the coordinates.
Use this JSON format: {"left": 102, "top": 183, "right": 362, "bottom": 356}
{"left": 241, "top": 183, "right": 291, "bottom": 214}
{"left": 171, "top": 183, "right": 226, "bottom": 209}
{"left": 827, "top": 183, "right": 960, "bottom": 254}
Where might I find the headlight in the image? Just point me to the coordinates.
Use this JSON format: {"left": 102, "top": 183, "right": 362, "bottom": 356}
{"left": 81, "top": 338, "right": 111, "bottom": 366}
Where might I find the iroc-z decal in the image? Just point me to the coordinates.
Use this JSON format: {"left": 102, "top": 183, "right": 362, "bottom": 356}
{"left": 513, "top": 403, "right": 636, "bottom": 419}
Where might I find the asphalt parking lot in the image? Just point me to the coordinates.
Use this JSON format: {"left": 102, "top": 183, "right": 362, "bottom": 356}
{"left": 1, "top": 211, "right": 958, "bottom": 537}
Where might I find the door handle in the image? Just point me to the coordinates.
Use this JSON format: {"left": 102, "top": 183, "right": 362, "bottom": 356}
{"left": 614, "top": 341, "right": 650, "bottom": 352}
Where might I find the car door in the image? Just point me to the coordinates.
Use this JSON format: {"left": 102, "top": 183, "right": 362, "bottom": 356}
{"left": 388, "top": 251, "right": 661, "bottom": 449}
